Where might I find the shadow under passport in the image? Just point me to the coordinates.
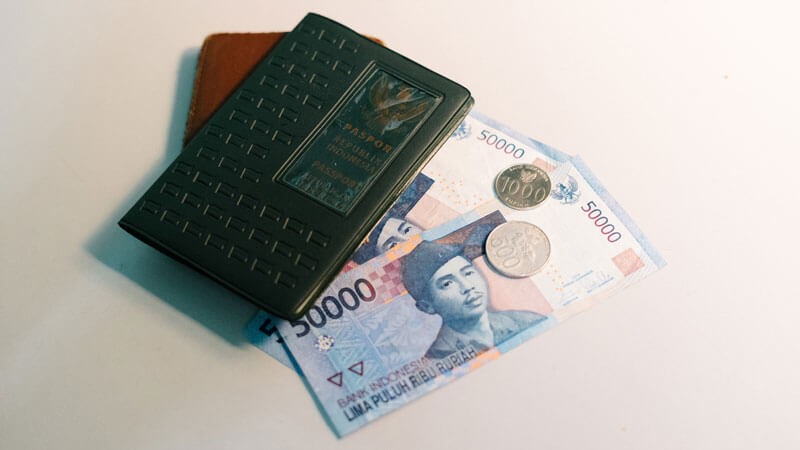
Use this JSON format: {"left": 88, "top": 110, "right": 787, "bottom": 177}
{"left": 85, "top": 48, "right": 258, "bottom": 347}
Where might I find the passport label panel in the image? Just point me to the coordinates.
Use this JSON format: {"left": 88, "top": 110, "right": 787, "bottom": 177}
{"left": 281, "top": 69, "right": 440, "bottom": 214}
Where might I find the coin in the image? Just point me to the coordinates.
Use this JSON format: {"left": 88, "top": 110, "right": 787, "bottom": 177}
{"left": 485, "top": 221, "right": 551, "bottom": 278}
{"left": 493, "top": 164, "right": 551, "bottom": 210}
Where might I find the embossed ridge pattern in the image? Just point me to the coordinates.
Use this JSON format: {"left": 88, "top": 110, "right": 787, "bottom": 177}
{"left": 119, "top": 13, "right": 474, "bottom": 319}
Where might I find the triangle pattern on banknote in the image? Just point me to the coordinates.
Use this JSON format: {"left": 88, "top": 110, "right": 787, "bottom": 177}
{"left": 327, "top": 372, "right": 343, "bottom": 387}
{"left": 348, "top": 361, "right": 364, "bottom": 376}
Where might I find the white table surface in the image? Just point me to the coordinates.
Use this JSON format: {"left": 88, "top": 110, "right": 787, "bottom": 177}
{"left": 2, "top": 1, "right": 798, "bottom": 449}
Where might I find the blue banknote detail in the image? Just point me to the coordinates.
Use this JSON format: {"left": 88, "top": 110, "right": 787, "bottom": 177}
{"left": 450, "top": 119, "right": 472, "bottom": 140}
{"left": 314, "top": 335, "right": 336, "bottom": 352}
{"left": 551, "top": 174, "right": 581, "bottom": 204}
{"left": 469, "top": 110, "right": 571, "bottom": 164}
{"left": 245, "top": 310, "right": 293, "bottom": 368}
{"left": 569, "top": 156, "right": 666, "bottom": 269}
{"left": 285, "top": 292, "right": 443, "bottom": 434}
{"left": 558, "top": 270, "right": 617, "bottom": 306}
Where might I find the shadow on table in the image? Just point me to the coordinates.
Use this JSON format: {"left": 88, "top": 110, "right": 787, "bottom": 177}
{"left": 85, "top": 48, "right": 258, "bottom": 347}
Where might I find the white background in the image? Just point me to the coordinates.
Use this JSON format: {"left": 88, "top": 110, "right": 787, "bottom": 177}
{"left": 2, "top": 1, "right": 798, "bottom": 449}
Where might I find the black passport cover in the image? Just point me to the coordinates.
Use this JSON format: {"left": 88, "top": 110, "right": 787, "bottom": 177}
{"left": 119, "top": 13, "right": 473, "bottom": 319}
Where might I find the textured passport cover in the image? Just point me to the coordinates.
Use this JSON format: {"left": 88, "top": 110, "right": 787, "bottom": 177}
{"left": 120, "top": 13, "right": 473, "bottom": 319}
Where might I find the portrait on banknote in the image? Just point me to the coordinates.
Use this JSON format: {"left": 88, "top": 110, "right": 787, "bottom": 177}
{"left": 352, "top": 173, "right": 434, "bottom": 264}
{"left": 401, "top": 212, "right": 548, "bottom": 359}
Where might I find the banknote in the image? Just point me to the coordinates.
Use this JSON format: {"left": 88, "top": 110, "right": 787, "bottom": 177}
{"left": 262, "top": 126, "right": 665, "bottom": 434}
{"left": 273, "top": 192, "right": 662, "bottom": 435}
{"left": 274, "top": 211, "right": 559, "bottom": 435}
{"left": 247, "top": 110, "right": 574, "bottom": 367}
{"left": 418, "top": 113, "right": 666, "bottom": 318}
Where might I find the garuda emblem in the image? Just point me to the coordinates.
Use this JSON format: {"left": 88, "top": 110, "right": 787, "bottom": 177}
{"left": 551, "top": 175, "right": 581, "bottom": 204}
{"left": 519, "top": 168, "right": 538, "bottom": 183}
{"left": 364, "top": 74, "right": 433, "bottom": 133}
{"left": 450, "top": 120, "right": 472, "bottom": 140}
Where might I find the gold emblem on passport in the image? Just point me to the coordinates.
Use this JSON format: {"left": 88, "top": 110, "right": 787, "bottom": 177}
{"left": 281, "top": 69, "right": 440, "bottom": 214}
{"left": 364, "top": 74, "right": 434, "bottom": 130}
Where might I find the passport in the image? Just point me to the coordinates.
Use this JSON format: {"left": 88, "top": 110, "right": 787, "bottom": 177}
{"left": 119, "top": 13, "right": 474, "bottom": 319}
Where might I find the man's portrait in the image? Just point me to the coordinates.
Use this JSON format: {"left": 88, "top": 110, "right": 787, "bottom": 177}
{"left": 402, "top": 219, "right": 548, "bottom": 359}
{"left": 352, "top": 173, "right": 433, "bottom": 264}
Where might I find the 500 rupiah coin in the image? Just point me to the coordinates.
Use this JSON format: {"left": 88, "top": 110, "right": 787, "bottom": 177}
{"left": 494, "top": 164, "right": 551, "bottom": 210}
{"left": 485, "top": 221, "right": 551, "bottom": 278}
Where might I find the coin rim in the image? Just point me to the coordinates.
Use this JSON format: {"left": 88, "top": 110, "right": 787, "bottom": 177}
{"left": 484, "top": 221, "right": 551, "bottom": 278}
{"left": 493, "top": 164, "right": 552, "bottom": 211}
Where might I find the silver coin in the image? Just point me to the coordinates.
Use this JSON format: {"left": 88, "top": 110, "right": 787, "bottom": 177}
{"left": 485, "top": 221, "right": 551, "bottom": 278}
{"left": 494, "top": 164, "right": 551, "bottom": 210}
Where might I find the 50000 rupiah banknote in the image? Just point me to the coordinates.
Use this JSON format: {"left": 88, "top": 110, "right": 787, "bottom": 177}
{"left": 248, "top": 112, "right": 664, "bottom": 435}
{"left": 275, "top": 191, "right": 662, "bottom": 435}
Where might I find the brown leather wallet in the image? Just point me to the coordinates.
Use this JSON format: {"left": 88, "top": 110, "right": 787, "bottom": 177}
{"left": 184, "top": 32, "right": 384, "bottom": 144}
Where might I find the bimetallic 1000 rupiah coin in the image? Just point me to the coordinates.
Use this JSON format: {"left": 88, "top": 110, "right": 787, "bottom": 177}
{"left": 494, "top": 164, "right": 551, "bottom": 210}
{"left": 485, "top": 221, "right": 551, "bottom": 278}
